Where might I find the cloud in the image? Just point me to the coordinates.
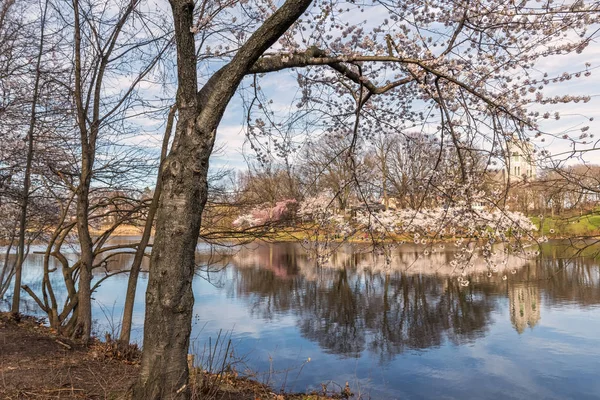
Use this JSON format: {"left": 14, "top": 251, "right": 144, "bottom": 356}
{"left": 210, "top": 124, "right": 248, "bottom": 170}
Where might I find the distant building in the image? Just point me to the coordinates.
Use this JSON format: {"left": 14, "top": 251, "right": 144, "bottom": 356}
{"left": 486, "top": 137, "right": 537, "bottom": 185}
{"left": 506, "top": 138, "right": 537, "bottom": 182}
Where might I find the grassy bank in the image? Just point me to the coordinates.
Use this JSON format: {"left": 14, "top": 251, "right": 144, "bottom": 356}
{"left": 530, "top": 211, "right": 600, "bottom": 237}
{"left": 0, "top": 313, "right": 349, "bottom": 400}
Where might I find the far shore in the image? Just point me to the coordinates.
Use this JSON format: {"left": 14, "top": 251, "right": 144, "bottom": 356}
{"left": 2, "top": 212, "right": 599, "bottom": 249}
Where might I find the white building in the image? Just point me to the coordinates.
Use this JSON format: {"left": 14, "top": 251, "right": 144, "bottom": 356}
{"left": 506, "top": 138, "right": 537, "bottom": 181}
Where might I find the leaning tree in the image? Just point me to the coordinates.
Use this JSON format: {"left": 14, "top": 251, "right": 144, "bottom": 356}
{"left": 133, "top": 0, "right": 600, "bottom": 398}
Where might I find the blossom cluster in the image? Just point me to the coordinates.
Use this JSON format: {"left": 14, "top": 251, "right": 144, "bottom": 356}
{"left": 233, "top": 199, "right": 298, "bottom": 228}
{"left": 296, "top": 193, "right": 539, "bottom": 282}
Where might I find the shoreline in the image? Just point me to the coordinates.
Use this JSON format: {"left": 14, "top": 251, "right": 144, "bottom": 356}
{"left": 0, "top": 312, "right": 349, "bottom": 400}
{"left": 2, "top": 232, "right": 599, "bottom": 250}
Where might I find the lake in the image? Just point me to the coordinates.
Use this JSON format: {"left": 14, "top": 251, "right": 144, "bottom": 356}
{"left": 2, "top": 240, "right": 600, "bottom": 399}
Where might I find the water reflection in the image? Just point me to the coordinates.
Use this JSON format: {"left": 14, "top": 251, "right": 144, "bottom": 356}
{"left": 225, "top": 242, "right": 600, "bottom": 359}
{"left": 3, "top": 240, "right": 600, "bottom": 399}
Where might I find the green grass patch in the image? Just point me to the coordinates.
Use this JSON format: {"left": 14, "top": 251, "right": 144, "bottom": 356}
{"left": 531, "top": 211, "right": 600, "bottom": 237}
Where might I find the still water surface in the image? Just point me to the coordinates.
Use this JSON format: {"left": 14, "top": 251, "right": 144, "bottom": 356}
{"left": 4, "top": 240, "right": 600, "bottom": 399}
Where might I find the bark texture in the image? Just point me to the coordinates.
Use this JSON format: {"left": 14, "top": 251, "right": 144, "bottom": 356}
{"left": 133, "top": 0, "right": 313, "bottom": 398}
{"left": 74, "top": 149, "right": 94, "bottom": 341}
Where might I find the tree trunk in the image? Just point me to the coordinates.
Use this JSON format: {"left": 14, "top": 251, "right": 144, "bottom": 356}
{"left": 120, "top": 105, "right": 176, "bottom": 345}
{"left": 74, "top": 150, "right": 94, "bottom": 341}
{"left": 0, "top": 231, "right": 16, "bottom": 298}
{"left": 132, "top": 1, "right": 204, "bottom": 396}
{"left": 132, "top": 115, "right": 208, "bottom": 399}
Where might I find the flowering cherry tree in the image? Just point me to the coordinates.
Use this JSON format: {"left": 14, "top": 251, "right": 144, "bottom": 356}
{"left": 233, "top": 198, "right": 298, "bottom": 227}
{"left": 295, "top": 194, "right": 353, "bottom": 265}
{"left": 135, "top": 0, "right": 600, "bottom": 397}
{"left": 297, "top": 187, "right": 538, "bottom": 276}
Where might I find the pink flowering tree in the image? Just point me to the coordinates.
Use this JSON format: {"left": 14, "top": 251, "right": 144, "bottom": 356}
{"left": 233, "top": 199, "right": 298, "bottom": 228}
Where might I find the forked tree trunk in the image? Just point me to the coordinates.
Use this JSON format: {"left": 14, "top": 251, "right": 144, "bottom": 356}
{"left": 132, "top": 2, "right": 207, "bottom": 396}
{"left": 133, "top": 1, "right": 313, "bottom": 398}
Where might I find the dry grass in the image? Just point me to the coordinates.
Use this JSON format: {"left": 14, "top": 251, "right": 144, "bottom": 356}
{"left": 0, "top": 313, "right": 348, "bottom": 400}
{"left": 0, "top": 313, "right": 137, "bottom": 399}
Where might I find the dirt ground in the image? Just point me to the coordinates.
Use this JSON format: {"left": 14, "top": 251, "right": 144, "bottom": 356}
{"left": 0, "top": 313, "right": 136, "bottom": 399}
{"left": 0, "top": 313, "right": 346, "bottom": 400}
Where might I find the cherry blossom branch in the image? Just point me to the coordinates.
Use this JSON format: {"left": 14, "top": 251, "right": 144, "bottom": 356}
{"left": 249, "top": 50, "right": 519, "bottom": 120}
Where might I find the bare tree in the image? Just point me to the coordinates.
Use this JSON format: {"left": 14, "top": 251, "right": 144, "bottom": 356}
{"left": 10, "top": 0, "right": 49, "bottom": 314}
{"left": 119, "top": 104, "right": 176, "bottom": 344}
{"left": 298, "top": 131, "right": 373, "bottom": 212}
{"left": 0, "top": 0, "right": 63, "bottom": 306}
{"left": 63, "top": 0, "right": 172, "bottom": 341}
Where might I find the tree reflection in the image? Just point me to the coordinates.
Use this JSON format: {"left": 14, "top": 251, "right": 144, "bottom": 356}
{"left": 230, "top": 244, "right": 495, "bottom": 360}
{"left": 298, "top": 268, "right": 366, "bottom": 357}
{"left": 228, "top": 242, "right": 600, "bottom": 361}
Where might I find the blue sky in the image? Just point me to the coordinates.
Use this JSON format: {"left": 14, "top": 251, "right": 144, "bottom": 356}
{"left": 116, "top": 0, "right": 600, "bottom": 183}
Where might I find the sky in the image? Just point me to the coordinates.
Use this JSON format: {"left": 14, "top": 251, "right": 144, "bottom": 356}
{"left": 115, "top": 0, "right": 600, "bottom": 183}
